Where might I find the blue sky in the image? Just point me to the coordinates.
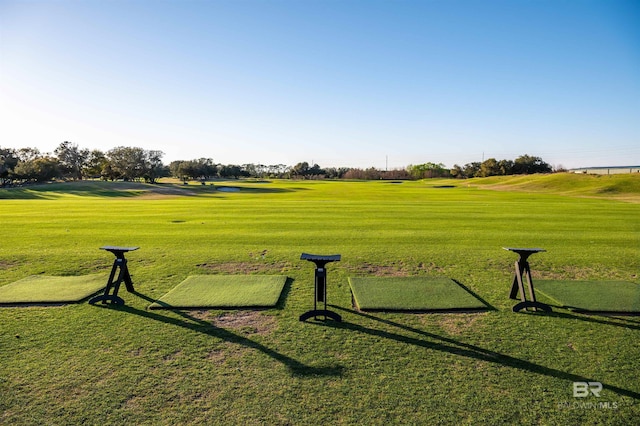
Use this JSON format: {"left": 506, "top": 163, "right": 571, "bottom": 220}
{"left": 1, "top": 0, "right": 638, "bottom": 169}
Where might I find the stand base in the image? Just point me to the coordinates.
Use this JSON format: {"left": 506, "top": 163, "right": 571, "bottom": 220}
{"left": 89, "top": 295, "right": 125, "bottom": 306}
{"left": 512, "top": 301, "right": 552, "bottom": 313}
{"left": 299, "top": 309, "right": 342, "bottom": 322}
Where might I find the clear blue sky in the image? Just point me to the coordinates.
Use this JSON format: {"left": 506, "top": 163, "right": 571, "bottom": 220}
{"left": 1, "top": 0, "right": 638, "bottom": 169}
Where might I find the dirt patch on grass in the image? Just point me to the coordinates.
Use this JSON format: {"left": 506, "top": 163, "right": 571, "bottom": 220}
{"left": 0, "top": 260, "right": 18, "bottom": 270}
{"left": 135, "top": 185, "right": 198, "bottom": 199}
{"left": 207, "top": 341, "right": 251, "bottom": 365}
{"left": 436, "top": 313, "right": 486, "bottom": 336}
{"left": 196, "top": 261, "right": 297, "bottom": 274}
{"left": 536, "top": 266, "right": 633, "bottom": 281}
{"left": 348, "top": 261, "right": 447, "bottom": 277}
{"left": 192, "top": 310, "right": 277, "bottom": 335}
{"left": 162, "top": 350, "right": 183, "bottom": 362}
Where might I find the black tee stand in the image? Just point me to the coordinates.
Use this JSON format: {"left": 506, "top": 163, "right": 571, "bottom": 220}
{"left": 504, "top": 247, "right": 551, "bottom": 313}
{"left": 299, "top": 253, "right": 342, "bottom": 322}
{"left": 89, "top": 246, "right": 139, "bottom": 306}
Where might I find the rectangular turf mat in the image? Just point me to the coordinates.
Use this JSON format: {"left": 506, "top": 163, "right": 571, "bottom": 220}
{"left": 0, "top": 274, "right": 107, "bottom": 304}
{"left": 348, "top": 276, "right": 487, "bottom": 311}
{"left": 149, "top": 275, "right": 287, "bottom": 309}
{"left": 535, "top": 280, "right": 640, "bottom": 313}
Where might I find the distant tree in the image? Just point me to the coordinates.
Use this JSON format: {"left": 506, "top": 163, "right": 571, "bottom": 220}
{"left": 381, "top": 168, "right": 412, "bottom": 180}
{"left": 100, "top": 162, "right": 119, "bottom": 181}
{"left": 13, "top": 156, "right": 60, "bottom": 182}
{"left": 479, "top": 158, "right": 500, "bottom": 177}
{"left": 324, "top": 167, "right": 350, "bottom": 179}
{"left": 512, "top": 154, "right": 552, "bottom": 174}
{"left": 170, "top": 161, "right": 189, "bottom": 182}
{"left": 83, "top": 150, "right": 108, "bottom": 179}
{"left": 242, "top": 163, "right": 258, "bottom": 178}
{"left": 291, "top": 162, "right": 310, "bottom": 178}
{"left": 463, "top": 162, "right": 481, "bottom": 178}
{"left": 267, "top": 164, "right": 289, "bottom": 178}
{"left": 308, "top": 163, "right": 325, "bottom": 178}
{"left": 0, "top": 148, "right": 19, "bottom": 186}
{"left": 106, "top": 146, "right": 147, "bottom": 181}
{"left": 450, "top": 164, "right": 464, "bottom": 179}
{"left": 55, "top": 141, "right": 89, "bottom": 180}
{"left": 218, "top": 164, "right": 244, "bottom": 179}
{"left": 170, "top": 158, "right": 216, "bottom": 182}
{"left": 141, "top": 150, "right": 165, "bottom": 183}
{"left": 497, "top": 159, "right": 514, "bottom": 175}
{"left": 343, "top": 167, "right": 382, "bottom": 180}
{"left": 16, "top": 147, "right": 42, "bottom": 162}
{"left": 198, "top": 158, "right": 217, "bottom": 179}
{"left": 341, "top": 168, "right": 363, "bottom": 179}
{"left": 407, "top": 162, "right": 448, "bottom": 179}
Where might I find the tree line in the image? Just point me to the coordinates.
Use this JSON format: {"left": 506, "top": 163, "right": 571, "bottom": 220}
{"left": 0, "top": 143, "right": 166, "bottom": 185}
{"left": 450, "top": 155, "right": 553, "bottom": 178}
{"left": 1, "top": 142, "right": 553, "bottom": 187}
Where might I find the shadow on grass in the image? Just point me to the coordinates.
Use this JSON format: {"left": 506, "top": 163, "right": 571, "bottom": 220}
{"left": 544, "top": 306, "right": 640, "bottom": 330}
{"left": 91, "top": 290, "right": 343, "bottom": 378}
{"left": 0, "top": 188, "right": 64, "bottom": 199}
{"left": 0, "top": 181, "right": 166, "bottom": 199}
{"left": 452, "top": 279, "right": 498, "bottom": 311}
{"left": 320, "top": 305, "right": 640, "bottom": 400}
{"left": 275, "top": 278, "right": 294, "bottom": 310}
{"left": 0, "top": 180, "right": 310, "bottom": 198}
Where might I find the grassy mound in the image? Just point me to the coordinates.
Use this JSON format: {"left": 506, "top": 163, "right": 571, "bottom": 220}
{"left": 468, "top": 173, "right": 640, "bottom": 201}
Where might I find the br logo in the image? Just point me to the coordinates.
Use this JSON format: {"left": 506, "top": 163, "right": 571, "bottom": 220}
{"left": 573, "top": 382, "right": 602, "bottom": 397}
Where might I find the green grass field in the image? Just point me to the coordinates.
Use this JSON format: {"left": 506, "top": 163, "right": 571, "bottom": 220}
{"left": 1, "top": 174, "right": 639, "bottom": 424}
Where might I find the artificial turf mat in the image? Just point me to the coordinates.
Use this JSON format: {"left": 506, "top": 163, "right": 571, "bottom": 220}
{"left": 348, "top": 276, "right": 488, "bottom": 311}
{"left": 0, "top": 274, "right": 107, "bottom": 305}
{"left": 535, "top": 280, "right": 640, "bottom": 313}
{"left": 149, "top": 275, "right": 287, "bottom": 309}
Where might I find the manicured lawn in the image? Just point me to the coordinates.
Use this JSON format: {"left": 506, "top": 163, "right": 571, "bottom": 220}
{"left": 0, "top": 176, "right": 639, "bottom": 424}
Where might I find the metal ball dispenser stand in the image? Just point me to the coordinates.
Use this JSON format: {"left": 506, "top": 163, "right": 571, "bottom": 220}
{"left": 299, "top": 253, "right": 342, "bottom": 322}
{"left": 504, "top": 247, "right": 552, "bottom": 313}
{"left": 89, "top": 246, "right": 139, "bottom": 306}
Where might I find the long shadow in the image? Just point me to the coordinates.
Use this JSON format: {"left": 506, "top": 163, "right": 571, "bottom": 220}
{"left": 453, "top": 281, "right": 640, "bottom": 330}
{"left": 451, "top": 278, "right": 498, "bottom": 311}
{"left": 544, "top": 307, "right": 640, "bottom": 331}
{"left": 323, "top": 305, "right": 640, "bottom": 400}
{"left": 0, "top": 188, "right": 60, "bottom": 199}
{"left": 92, "top": 291, "right": 343, "bottom": 377}
{"left": 275, "top": 278, "right": 294, "bottom": 310}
